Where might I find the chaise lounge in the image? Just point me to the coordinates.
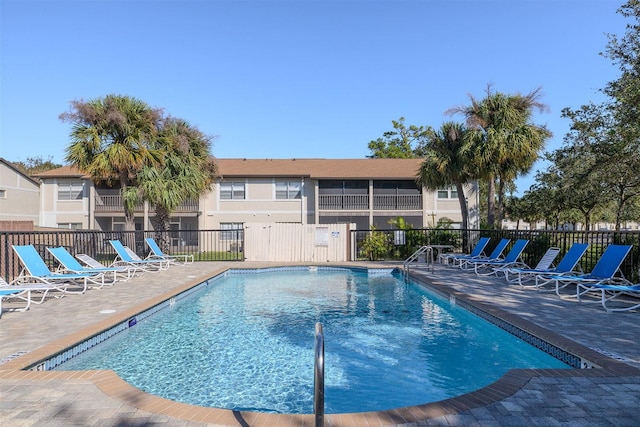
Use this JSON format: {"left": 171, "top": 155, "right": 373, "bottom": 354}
{"left": 144, "top": 237, "right": 194, "bottom": 265}
{"left": 0, "top": 277, "right": 60, "bottom": 318}
{"left": 109, "top": 240, "right": 170, "bottom": 272}
{"left": 504, "top": 243, "right": 589, "bottom": 287}
{"left": 12, "top": 244, "right": 103, "bottom": 293}
{"left": 535, "top": 244, "right": 633, "bottom": 297}
{"left": 48, "top": 246, "right": 133, "bottom": 284}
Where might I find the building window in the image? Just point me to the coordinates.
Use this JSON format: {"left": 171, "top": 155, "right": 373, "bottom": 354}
{"left": 437, "top": 186, "right": 458, "bottom": 199}
{"left": 58, "top": 181, "right": 83, "bottom": 200}
{"left": 220, "top": 182, "right": 245, "bottom": 200}
{"left": 373, "top": 180, "right": 420, "bottom": 195}
{"left": 319, "top": 180, "right": 368, "bottom": 194}
{"left": 220, "top": 222, "right": 243, "bottom": 241}
{"left": 58, "top": 223, "right": 82, "bottom": 229}
{"left": 0, "top": 189, "right": 6, "bottom": 199}
{"left": 276, "top": 181, "right": 301, "bottom": 199}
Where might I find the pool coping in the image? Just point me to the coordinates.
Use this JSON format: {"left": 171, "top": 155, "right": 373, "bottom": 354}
{"left": 1, "top": 264, "right": 639, "bottom": 426}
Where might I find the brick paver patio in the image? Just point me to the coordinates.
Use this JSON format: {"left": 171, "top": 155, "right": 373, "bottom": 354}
{"left": 1, "top": 261, "right": 639, "bottom": 426}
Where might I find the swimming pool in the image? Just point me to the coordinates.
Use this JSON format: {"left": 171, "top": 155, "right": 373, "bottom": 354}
{"left": 55, "top": 267, "right": 570, "bottom": 414}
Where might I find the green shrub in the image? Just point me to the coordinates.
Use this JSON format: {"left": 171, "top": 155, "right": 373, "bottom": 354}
{"left": 361, "top": 227, "right": 391, "bottom": 261}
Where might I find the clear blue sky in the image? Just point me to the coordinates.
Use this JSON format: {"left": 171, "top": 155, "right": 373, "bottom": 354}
{"left": 0, "top": 0, "right": 627, "bottom": 193}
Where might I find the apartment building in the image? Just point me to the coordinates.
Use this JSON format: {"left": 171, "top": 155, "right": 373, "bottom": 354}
{"left": 34, "top": 158, "right": 478, "bottom": 233}
{"left": 0, "top": 158, "right": 40, "bottom": 227}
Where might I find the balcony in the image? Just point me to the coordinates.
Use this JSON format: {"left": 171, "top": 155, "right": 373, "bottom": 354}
{"left": 94, "top": 195, "right": 199, "bottom": 213}
{"left": 373, "top": 194, "right": 422, "bottom": 210}
{"left": 319, "top": 194, "right": 369, "bottom": 210}
{"left": 95, "top": 195, "right": 136, "bottom": 212}
{"left": 318, "top": 194, "right": 422, "bottom": 211}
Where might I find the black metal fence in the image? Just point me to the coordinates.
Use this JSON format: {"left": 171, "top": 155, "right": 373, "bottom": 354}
{"left": 3, "top": 228, "right": 639, "bottom": 283}
{"left": 351, "top": 228, "right": 640, "bottom": 282}
{"left": 1, "top": 229, "right": 244, "bottom": 281}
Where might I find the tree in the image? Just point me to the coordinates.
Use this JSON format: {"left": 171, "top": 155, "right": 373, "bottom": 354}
{"left": 598, "top": 0, "right": 640, "bottom": 228}
{"left": 135, "top": 117, "right": 218, "bottom": 248}
{"left": 561, "top": 103, "right": 640, "bottom": 230}
{"left": 449, "top": 86, "right": 551, "bottom": 228}
{"left": 417, "top": 122, "right": 476, "bottom": 231}
{"left": 540, "top": 145, "right": 610, "bottom": 230}
{"left": 521, "top": 176, "right": 565, "bottom": 229}
{"left": 367, "top": 117, "right": 432, "bottom": 158}
{"left": 504, "top": 194, "right": 538, "bottom": 230}
{"left": 533, "top": 2, "right": 640, "bottom": 231}
{"left": 61, "top": 95, "right": 164, "bottom": 232}
{"left": 12, "top": 156, "right": 61, "bottom": 176}
{"left": 602, "top": 0, "right": 640, "bottom": 149}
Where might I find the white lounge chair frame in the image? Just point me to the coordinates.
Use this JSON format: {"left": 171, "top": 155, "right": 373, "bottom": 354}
{"left": 12, "top": 245, "right": 101, "bottom": 293}
{"left": 109, "top": 240, "right": 170, "bottom": 272}
{"left": 0, "top": 277, "right": 62, "bottom": 318}
{"left": 144, "top": 237, "right": 194, "bottom": 265}
{"left": 76, "top": 253, "right": 141, "bottom": 280}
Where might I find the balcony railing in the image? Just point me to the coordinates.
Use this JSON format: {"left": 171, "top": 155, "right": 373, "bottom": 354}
{"left": 318, "top": 194, "right": 369, "bottom": 210}
{"left": 373, "top": 194, "right": 422, "bottom": 210}
{"left": 94, "top": 195, "right": 199, "bottom": 213}
{"left": 95, "top": 195, "right": 134, "bottom": 212}
{"left": 172, "top": 199, "right": 199, "bottom": 212}
{"left": 318, "top": 194, "right": 422, "bottom": 210}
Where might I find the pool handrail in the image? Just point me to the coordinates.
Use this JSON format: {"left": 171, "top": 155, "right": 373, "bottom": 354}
{"left": 314, "top": 322, "right": 325, "bottom": 427}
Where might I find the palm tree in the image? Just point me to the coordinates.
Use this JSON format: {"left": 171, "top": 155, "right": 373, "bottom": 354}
{"left": 135, "top": 117, "right": 217, "bottom": 249}
{"left": 61, "top": 95, "right": 163, "bottom": 232}
{"left": 449, "top": 87, "right": 551, "bottom": 227}
{"left": 417, "top": 122, "right": 476, "bottom": 231}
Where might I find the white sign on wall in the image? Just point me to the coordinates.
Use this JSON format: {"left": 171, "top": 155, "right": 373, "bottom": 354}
{"left": 315, "top": 227, "right": 329, "bottom": 246}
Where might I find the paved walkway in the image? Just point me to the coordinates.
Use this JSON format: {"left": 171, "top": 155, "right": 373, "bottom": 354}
{"left": 1, "top": 262, "right": 639, "bottom": 426}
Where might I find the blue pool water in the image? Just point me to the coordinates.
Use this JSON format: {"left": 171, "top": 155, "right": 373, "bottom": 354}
{"left": 58, "top": 268, "right": 570, "bottom": 414}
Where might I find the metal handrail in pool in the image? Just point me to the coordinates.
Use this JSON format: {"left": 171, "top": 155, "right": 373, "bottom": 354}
{"left": 403, "top": 245, "right": 433, "bottom": 275}
{"left": 314, "top": 322, "right": 325, "bottom": 427}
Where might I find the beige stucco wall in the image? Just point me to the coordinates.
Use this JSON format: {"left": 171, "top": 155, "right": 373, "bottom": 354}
{"left": 203, "top": 178, "right": 479, "bottom": 230}
{"left": 38, "top": 178, "right": 90, "bottom": 228}
{"left": 204, "top": 178, "right": 315, "bottom": 228}
{"left": 422, "top": 183, "right": 479, "bottom": 228}
{"left": 34, "top": 171, "right": 479, "bottom": 232}
{"left": 0, "top": 162, "right": 40, "bottom": 224}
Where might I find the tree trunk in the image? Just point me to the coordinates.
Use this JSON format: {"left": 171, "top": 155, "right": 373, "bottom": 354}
{"left": 455, "top": 182, "right": 470, "bottom": 251}
{"left": 150, "top": 205, "right": 172, "bottom": 252}
{"left": 119, "top": 179, "right": 137, "bottom": 248}
{"left": 614, "top": 192, "right": 627, "bottom": 231}
{"left": 487, "top": 176, "right": 496, "bottom": 228}
{"left": 455, "top": 182, "right": 469, "bottom": 230}
{"left": 496, "top": 177, "right": 505, "bottom": 226}
{"left": 582, "top": 210, "right": 591, "bottom": 231}
{"left": 124, "top": 210, "right": 136, "bottom": 232}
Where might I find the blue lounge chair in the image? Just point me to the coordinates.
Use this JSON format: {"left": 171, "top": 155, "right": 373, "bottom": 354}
{"left": 109, "top": 240, "right": 170, "bottom": 271}
{"left": 576, "top": 280, "right": 640, "bottom": 312}
{"left": 483, "top": 244, "right": 559, "bottom": 279}
{"left": 468, "top": 239, "right": 530, "bottom": 276}
{"left": 144, "top": 237, "right": 194, "bottom": 265}
{"left": 48, "top": 246, "right": 134, "bottom": 284}
{"left": 458, "top": 238, "right": 511, "bottom": 270}
{"left": 504, "top": 243, "right": 589, "bottom": 287}
{"left": 536, "top": 244, "right": 633, "bottom": 297}
{"left": 0, "top": 277, "right": 59, "bottom": 318}
{"left": 439, "top": 237, "right": 491, "bottom": 266}
{"left": 12, "top": 245, "right": 101, "bottom": 293}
